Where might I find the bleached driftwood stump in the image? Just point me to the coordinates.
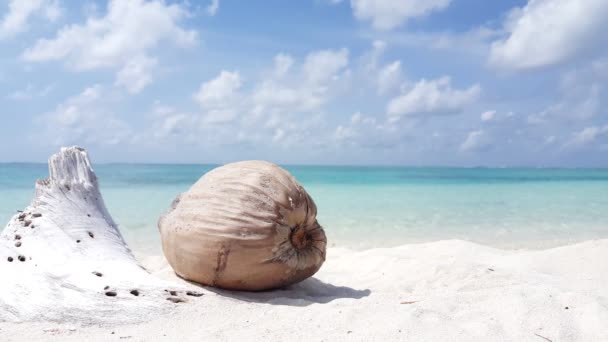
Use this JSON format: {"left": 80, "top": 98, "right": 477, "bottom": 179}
{"left": 0, "top": 147, "right": 193, "bottom": 323}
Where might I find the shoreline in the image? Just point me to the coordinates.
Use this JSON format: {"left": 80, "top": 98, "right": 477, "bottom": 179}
{"left": 125, "top": 233, "right": 608, "bottom": 260}
{"left": 2, "top": 238, "right": 607, "bottom": 341}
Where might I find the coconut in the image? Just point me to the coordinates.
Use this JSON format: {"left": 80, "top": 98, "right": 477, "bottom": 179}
{"left": 159, "top": 161, "right": 327, "bottom": 291}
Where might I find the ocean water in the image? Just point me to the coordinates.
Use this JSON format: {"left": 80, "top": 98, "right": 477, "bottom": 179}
{"left": 1, "top": 164, "right": 607, "bottom": 254}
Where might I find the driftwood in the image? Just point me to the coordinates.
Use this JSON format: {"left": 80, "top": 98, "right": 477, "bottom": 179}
{"left": 0, "top": 147, "right": 188, "bottom": 324}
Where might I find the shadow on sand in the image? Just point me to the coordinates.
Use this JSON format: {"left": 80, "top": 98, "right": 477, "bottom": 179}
{"left": 194, "top": 277, "right": 371, "bottom": 307}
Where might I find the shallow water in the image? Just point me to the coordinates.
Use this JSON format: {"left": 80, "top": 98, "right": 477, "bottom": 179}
{"left": 1, "top": 164, "right": 607, "bottom": 254}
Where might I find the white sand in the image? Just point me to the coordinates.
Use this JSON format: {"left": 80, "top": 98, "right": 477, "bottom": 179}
{"left": 1, "top": 239, "right": 607, "bottom": 341}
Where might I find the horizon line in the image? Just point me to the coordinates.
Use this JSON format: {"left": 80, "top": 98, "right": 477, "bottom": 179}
{"left": 1, "top": 161, "right": 608, "bottom": 170}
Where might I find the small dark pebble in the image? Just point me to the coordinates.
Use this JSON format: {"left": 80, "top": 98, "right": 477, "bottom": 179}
{"left": 88, "top": 231, "right": 94, "bottom": 238}
{"left": 7, "top": 257, "right": 13, "bottom": 262}
{"left": 87, "top": 214, "right": 91, "bottom": 217}
{"left": 18, "top": 213, "right": 26, "bottom": 220}
{"left": 186, "top": 291, "right": 203, "bottom": 297}
{"left": 166, "top": 297, "right": 186, "bottom": 304}
{"left": 488, "top": 268, "right": 495, "bottom": 272}
{"left": 93, "top": 271, "right": 103, "bottom": 277}
{"left": 24, "top": 220, "right": 32, "bottom": 227}
{"left": 130, "top": 290, "right": 140, "bottom": 296}
{"left": 105, "top": 291, "right": 117, "bottom": 297}
{"left": 169, "top": 290, "right": 178, "bottom": 296}
{"left": 15, "top": 241, "right": 21, "bottom": 248}
{"left": 104, "top": 286, "right": 110, "bottom": 290}
{"left": 14, "top": 235, "right": 21, "bottom": 240}
{"left": 32, "top": 213, "right": 42, "bottom": 218}
{"left": 18, "top": 255, "right": 26, "bottom": 262}
{"left": 565, "top": 306, "right": 569, "bottom": 310}
{"left": 76, "top": 240, "right": 81, "bottom": 243}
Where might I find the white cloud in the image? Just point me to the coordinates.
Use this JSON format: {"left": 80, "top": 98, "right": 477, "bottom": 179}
{"left": 0, "top": 0, "right": 61, "bottom": 39}
{"left": 481, "top": 110, "right": 496, "bottom": 122}
{"left": 302, "top": 48, "right": 349, "bottom": 84}
{"left": 371, "top": 40, "right": 387, "bottom": 57}
{"left": 460, "top": 130, "right": 489, "bottom": 152}
{"left": 566, "top": 125, "right": 608, "bottom": 147}
{"left": 41, "top": 85, "right": 131, "bottom": 146}
{"left": 206, "top": 0, "right": 220, "bottom": 16}
{"left": 371, "top": 27, "right": 500, "bottom": 57}
{"left": 334, "top": 112, "right": 402, "bottom": 148}
{"left": 272, "top": 128, "right": 285, "bottom": 143}
{"left": 274, "top": 53, "right": 294, "bottom": 78}
{"left": 377, "top": 60, "right": 402, "bottom": 94}
{"left": 157, "top": 49, "right": 351, "bottom": 149}
{"left": 387, "top": 76, "right": 480, "bottom": 119}
{"left": 115, "top": 55, "right": 158, "bottom": 94}
{"left": 150, "top": 105, "right": 196, "bottom": 139}
{"left": 252, "top": 80, "right": 325, "bottom": 112}
{"left": 528, "top": 61, "right": 606, "bottom": 124}
{"left": 359, "top": 41, "right": 403, "bottom": 95}
{"left": 489, "top": 0, "right": 608, "bottom": 70}
{"left": 193, "top": 70, "right": 242, "bottom": 108}
{"left": 158, "top": 113, "right": 189, "bottom": 137}
{"left": 253, "top": 49, "right": 349, "bottom": 113}
{"left": 191, "top": 70, "right": 243, "bottom": 124}
{"left": 184, "top": 49, "right": 348, "bottom": 141}
{"left": 22, "top": 0, "right": 196, "bottom": 93}
{"left": 350, "top": 0, "right": 452, "bottom": 31}
{"left": 203, "top": 108, "right": 238, "bottom": 124}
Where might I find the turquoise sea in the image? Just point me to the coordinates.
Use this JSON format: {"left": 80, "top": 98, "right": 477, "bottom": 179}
{"left": 1, "top": 164, "right": 607, "bottom": 255}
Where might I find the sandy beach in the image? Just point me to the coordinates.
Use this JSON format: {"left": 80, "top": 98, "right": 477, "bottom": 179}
{"left": 2, "top": 239, "right": 607, "bottom": 341}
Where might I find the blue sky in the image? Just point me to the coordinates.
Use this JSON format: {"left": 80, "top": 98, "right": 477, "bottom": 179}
{"left": 0, "top": 0, "right": 607, "bottom": 166}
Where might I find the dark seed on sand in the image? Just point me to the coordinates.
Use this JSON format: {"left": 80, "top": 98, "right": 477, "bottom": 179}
{"left": 105, "top": 291, "right": 117, "bottom": 297}
{"left": 7, "top": 257, "right": 13, "bottom": 262}
{"left": 24, "top": 220, "right": 32, "bottom": 227}
{"left": 15, "top": 241, "right": 21, "bottom": 247}
{"left": 32, "top": 213, "right": 42, "bottom": 218}
{"left": 18, "top": 255, "right": 26, "bottom": 262}
{"left": 186, "top": 291, "right": 203, "bottom": 297}
{"left": 166, "top": 297, "right": 186, "bottom": 304}
{"left": 93, "top": 271, "right": 103, "bottom": 277}
{"left": 130, "top": 290, "right": 140, "bottom": 296}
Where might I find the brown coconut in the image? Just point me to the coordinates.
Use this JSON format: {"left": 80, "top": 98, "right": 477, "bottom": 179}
{"left": 159, "top": 160, "right": 327, "bottom": 291}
